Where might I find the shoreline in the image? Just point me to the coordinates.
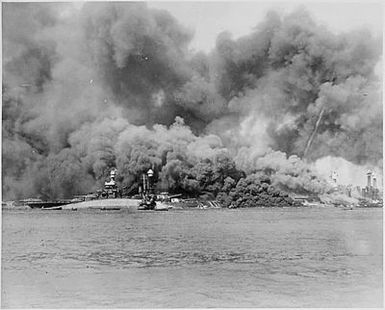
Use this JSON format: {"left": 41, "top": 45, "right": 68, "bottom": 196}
{"left": 2, "top": 200, "right": 382, "bottom": 211}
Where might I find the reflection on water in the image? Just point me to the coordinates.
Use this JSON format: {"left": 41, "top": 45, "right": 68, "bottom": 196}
{"left": 2, "top": 207, "right": 383, "bottom": 307}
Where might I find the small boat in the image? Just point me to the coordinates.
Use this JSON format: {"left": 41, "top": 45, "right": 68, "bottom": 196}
{"left": 154, "top": 204, "right": 169, "bottom": 211}
{"left": 342, "top": 205, "right": 354, "bottom": 211}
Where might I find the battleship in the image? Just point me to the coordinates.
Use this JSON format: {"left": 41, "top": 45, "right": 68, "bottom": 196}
{"left": 23, "top": 168, "right": 171, "bottom": 211}
{"left": 25, "top": 169, "right": 121, "bottom": 209}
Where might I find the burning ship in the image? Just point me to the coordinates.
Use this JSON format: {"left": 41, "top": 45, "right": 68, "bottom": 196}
{"left": 95, "top": 168, "right": 121, "bottom": 199}
{"left": 137, "top": 168, "right": 169, "bottom": 211}
{"left": 26, "top": 169, "right": 121, "bottom": 209}
{"left": 24, "top": 168, "right": 169, "bottom": 210}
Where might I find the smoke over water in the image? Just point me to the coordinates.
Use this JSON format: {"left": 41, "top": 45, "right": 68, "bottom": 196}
{"left": 2, "top": 3, "right": 382, "bottom": 200}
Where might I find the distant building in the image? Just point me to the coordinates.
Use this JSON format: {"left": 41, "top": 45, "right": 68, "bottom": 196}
{"left": 367, "top": 170, "right": 372, "bottom": 188}
{"left": 330, "top": 170, "right": 338, "bottom": 188}
{"left": 372, "top": 173, "right": 377, "bottom": 188}
{"left": 362, "top": 170, "right": 381, "bottom": 200}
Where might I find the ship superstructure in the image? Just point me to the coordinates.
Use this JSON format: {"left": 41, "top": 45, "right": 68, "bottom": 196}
{"left": 97, "top": 168, "right": 120, "bottom": 199}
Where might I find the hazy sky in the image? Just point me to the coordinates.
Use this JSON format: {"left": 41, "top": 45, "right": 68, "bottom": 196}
{"left": 148, "top": 1, "right": 383, "bottom": 52}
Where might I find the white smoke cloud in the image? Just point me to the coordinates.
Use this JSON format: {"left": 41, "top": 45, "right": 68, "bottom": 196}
{"left": 313, "top": 156, "right": 383, "bottom": 189}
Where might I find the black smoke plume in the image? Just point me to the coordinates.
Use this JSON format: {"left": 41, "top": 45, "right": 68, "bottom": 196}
{"left": 2, "top": 3, "right": 382, "bottom": 200}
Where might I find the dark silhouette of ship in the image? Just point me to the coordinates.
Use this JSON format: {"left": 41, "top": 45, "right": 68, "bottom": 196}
{"left": 26, "top": 200, "right": 72, "bottom": 209}
{"left": 26, "top": 169, "right": 121, "bottom": 209}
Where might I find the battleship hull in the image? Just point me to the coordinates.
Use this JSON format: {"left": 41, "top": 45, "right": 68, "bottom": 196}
{"left": 27, "top": 201, "right": 72, "bottom": 209}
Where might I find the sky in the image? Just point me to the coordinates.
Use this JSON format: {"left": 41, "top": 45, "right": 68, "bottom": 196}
{"left": 148, "top": 1, "right": 383, "bottom": 52}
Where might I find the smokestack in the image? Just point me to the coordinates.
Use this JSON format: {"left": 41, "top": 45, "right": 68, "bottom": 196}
{"left": 372, "top": 172, "right": 377, "bottom": 188}
{"left": 367, "top": 170, "right": 372, "bottom": 188}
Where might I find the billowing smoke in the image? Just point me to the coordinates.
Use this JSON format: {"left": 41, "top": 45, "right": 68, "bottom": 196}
{"left": 2, "top": 3, "right": 382, "bottom": 201}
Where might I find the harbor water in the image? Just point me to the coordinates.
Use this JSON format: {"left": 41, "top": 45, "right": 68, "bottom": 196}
{"left": 2, "top": 207, "right": 383, "bottom": 307}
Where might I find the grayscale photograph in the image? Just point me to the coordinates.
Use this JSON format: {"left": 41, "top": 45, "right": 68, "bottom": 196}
{"left": 2, "top": 1, "right": 383, "bottom": 308}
